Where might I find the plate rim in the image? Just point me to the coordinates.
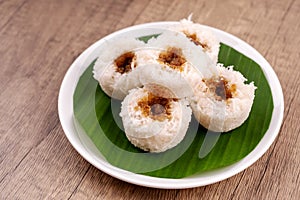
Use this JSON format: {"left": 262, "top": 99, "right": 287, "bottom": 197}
{"left": 58, "top": 21, "right": 284, "bottom": 189}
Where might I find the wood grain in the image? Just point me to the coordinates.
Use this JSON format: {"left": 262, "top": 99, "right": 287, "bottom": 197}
{"left": 0, "top": 0, "right": 299, "bottom": 199}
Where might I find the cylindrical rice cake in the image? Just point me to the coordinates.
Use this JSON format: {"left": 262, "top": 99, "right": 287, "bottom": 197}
{"left": 171, "top": 16, "right": 220, "bottom": 64}
{"left": 120, "top": 87, "right": 192, "bottom": 153}
{"left": 134, "top": 30, "right": 217, "bottom": 98}
{"left": 93, "top": 36, "right": 146, "bottom": 99}
{"left": 190, "top": 64, "right": 256, "bottom": 132}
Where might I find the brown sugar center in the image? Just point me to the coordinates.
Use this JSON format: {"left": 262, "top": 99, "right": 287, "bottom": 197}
{"left": 114, "top": 52, "right": 136, "bottom": 74}
{"left": 158, "top": 47, "right": 186, "bottom": 71}
{"left": 136, "top": 92, "right": 175, "bottom": 121}
{"left": 205, "top": 76, "right": 236, "bottom": 101}
{"left": 183, "top": 32, "right": 209, "bottom": 51}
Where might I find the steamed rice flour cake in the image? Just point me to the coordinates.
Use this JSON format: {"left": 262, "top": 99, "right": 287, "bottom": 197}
{"left": 172, "top": 15, "right": 220, "bottom": 64}
{"left": 93, "top": 36, "right": 146, "bottom": 99}
{"left": 190, "top": 64, "right": 256, "bottom": 132}
{"left": 120, "top": 87, "right": 192, "bottom": 153}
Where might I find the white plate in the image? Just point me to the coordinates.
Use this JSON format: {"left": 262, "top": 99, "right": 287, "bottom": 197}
{"left": 58, "top": 22, "right": 284, "bottom": 189}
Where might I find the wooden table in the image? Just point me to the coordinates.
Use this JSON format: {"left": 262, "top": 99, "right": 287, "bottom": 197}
{"left": 1, "top": 0, "right": 299, "bottom": 199}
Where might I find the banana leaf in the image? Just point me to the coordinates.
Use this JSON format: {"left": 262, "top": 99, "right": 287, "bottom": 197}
{"left": 73, "top": 42, "right": 273, "bottom": 178}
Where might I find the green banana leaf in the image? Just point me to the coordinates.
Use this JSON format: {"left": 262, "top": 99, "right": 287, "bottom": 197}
{"left": 73, "top": 42, "right": 273, "bottom": 178}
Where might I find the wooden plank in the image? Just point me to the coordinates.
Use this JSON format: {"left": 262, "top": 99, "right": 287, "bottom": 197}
{"left": 0, "top": 0, "right": 299, "bottom": 199}
{"left": 0, "top": 125, "right": 91, "bottom": 199}
{"left": 0, "top": 0, "right": 27, "bottom": 29}
{"left": 0, "top": 0, "right": 133, "bottom": 196}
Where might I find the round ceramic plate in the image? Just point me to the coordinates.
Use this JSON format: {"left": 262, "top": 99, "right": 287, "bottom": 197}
{"left": 58, "top": 22, "right": 284, "bottom": 189}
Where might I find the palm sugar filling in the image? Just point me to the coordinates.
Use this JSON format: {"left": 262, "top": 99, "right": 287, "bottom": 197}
{"left": 136, "top": 92, "right": 176, "bottom": 121}
{"left": 114, "top": 52, "right": 136, "bottom": 74}
{"left": 183, "top": 31, "right": 209, "bottom": 51}
{"left": 204, "top": 76, "right": 236, "bottom": 101}
{"left": 158, "top": 47, "right": 186, "bottom": 71}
